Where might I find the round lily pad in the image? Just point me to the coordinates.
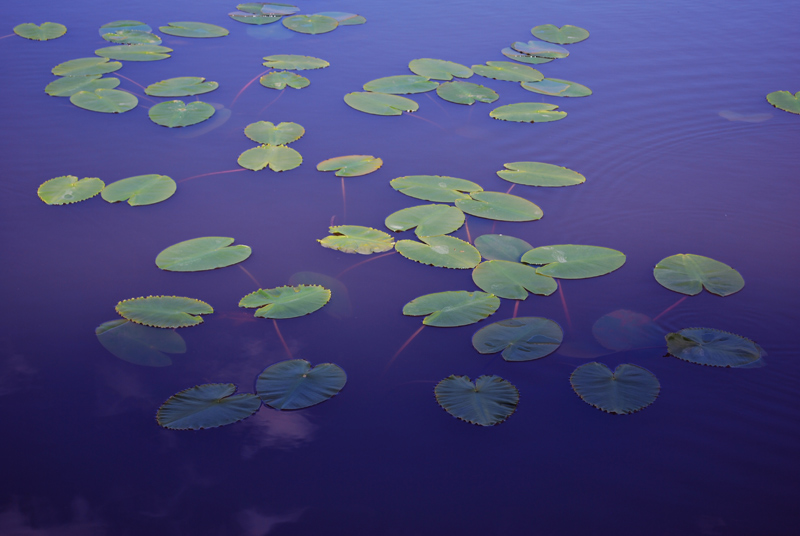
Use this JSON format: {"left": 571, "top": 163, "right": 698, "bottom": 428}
{"left": 435, "top": 375, "right": 519, "bottom": 426}
{"left": 282, "top": 14, "right": 338, "bottom": 34}
{"left": 316, "top": 155, "right": 382, "bottom": 177}
{"left": 149, "top": 100, "right": 215, "bottom": 127}
{"left": 99, "top": 20, "right": 152, "bottom": 35}
{"left": 156, "top": 237, "right": 251, "bottom": 272}
{"left": 145, "top": 77, "right": 219, "bottom": 97}
{"left": 490, "top": 102, "right": 567, "bottom": 123}
{"left": 472, "top": 317, "right": 563, "bottom": 361}
{"left": 101, "top": 174, "right": 176, "bottom": 206}
{"left": 436, "top": 81, "right": 498, "bottom": 105}
{"left": 229, "top": 11, "right": 281, "bottom": 25}
{"left": 14, "top": 22, "right": 67, "bottom": 41}
{"left": 344, "top": 92, "right": 419, "bottom": 116}
{"left": 256, "top": 360, "right": 347, "bottom": 410}
{"left": 38, "top": 175, "right": 104, "bottom": 205}
{"left": 471, "top": 61, "right": 544, "bottom": 82}
{"left": 52, "top": 57, "right": 122, "bottom": 76}
{"left": 455, "top": 191, "right": 543, "bottom": 222}
{"left": 244, "top": 121, "right": 304, "bottom": 145}
{"left": 531, "top": 24, "right": 590, "bottom": 44}
{"left": 315, "top": 12, "right": 366, "bottom": 25}
{"left": 96, "top": 319, "right": 185, "bottom": 367}
{"left": 501, "top": 47, "right": 554, "bottom": 65}
{"left": 239, "top": 285, "right": 331, "bottom": 319}
{"left": 511, "top": 40, "right": 569, "bottom": 59}
{"left": 522, "top": 245, "right": 626, "bottom": 279}
{"left": 654, "top": 254, "right": 744, "bottom": 297}
{"left": 249, "top": 3, "right": 300, "bottom": 15}
{"left": 766, "top": 91, "right": 800, "bottom": 114}
{"left": 260, "top": 71, "right": 309, "bottom": 90}
{"left": 408, "top": 58, "right": 472, "bottom": 80}
{"left": 521, "top": 78, "right": 592, "bottom": 97}
{"left": 318, "top": 225, "right": 395, "bottom": 255}
{"left": 94, "top": 45, "right": 172, "bottom": 61}
{"left": 592, "top": 310, "right": 665, "bottom": 352}
{"left": 363, "top": 75, "right": 439, "bottom": 95}
{"left": 45, "top": 75, "right": 120, "bottom": 97}
{"left": 238, "top": 145, "right": 302, "bottom": 171}
{"left": 157, "top": 384, "right": 261, "bottom": 430}
{"left": 385, "top": 204, "right": 465, "bottom": 237}
{"left": 390, "top": 175, "right": 483, "bottom": 202}
{"left": 159, "top": 21, "right": 229, "bottom": 38}
{"left": 666, "top": 328, "right": 763, "bottom": 367}
{"left": 497, "top": 162, "right": 585, "bottom": 187}
{"left": 115, "top": 296, "right": 214, "bottom": 328}
{"left": 262, "top": 54, "right": 329, "bottom": 70}
{"left": 396, "top": 235, "right": 481, "bottom": 269}
{"left": 570, "top": 363, "right": 660, "bottom": 414}
{"left": 70, "top": 88, "right": 137, "bottom": 113}
{"left": 472, "top": 260, "right": 557, "bottom": 299}
{"left": 102, "top": 29, "right": 162, "bottom": 45}
{"left": 474, "top": 234, "right": 533, "bottom": 262}
{"left": 403, "top": 291, "right": 500, "bottom": 327}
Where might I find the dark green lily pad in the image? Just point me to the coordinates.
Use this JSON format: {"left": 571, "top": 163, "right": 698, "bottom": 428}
{"left": 403, "top": 291, "right": 500, "bottom": 327}
{"left": 256, "top": 360, "right": 346, "bottom": 410}
{"left": 157, "top": 384, "right": 261, "bottom": 430}
{"left": 116, "top": 296, "right": 213, "bottom": 328}
{"left": 99, "top": 20, "right": 152, "bottom": 35}
{"left": 344, "top": 92, "right": 419, "bottom": 116}
{"left": 262, "top": 54, "right": 329, "bottom": 70}
{"left": 408, "top": 58, "right": 473, "bottom": 80}
{"left": 766, "top": 91, "right": 800, "bottom": 114}
{"left": 497, "top": 162, "right": 585, "bottom": 187}
{"left": 95, "top": 45, "right": 172, "bottom": 62}
{"left": 239, "top": 285, "right": 331, "bottom": 319}
{"left": 238, "top": 145, "right": 302, "bottom": 171}
{"left": 654, "top": 254, "right": 744, "bottom": 296}
{"left": 396, "top": 235, "right": 481, "bottom": 269}
{"left": 521, "top": 78, "right": 592, "bottom": 97}
{"left": 102, "top": 30, "right": 161, "bottom": 44}
{"left": 472, "top": 317, "right": 563, "bottom": 361}
{"left": 385, "top": 204, "right": 464, "bottom": 237}
{"left": 363, "top": 75, "right": 439, "bottom": 95}
{"left": 318, "top": 225, "right": 395, "bottom": 255}
{"left": 316, "top": 155, "right": 382, "bottom": 177}
{"left": 474, "top": 234, "right": 533, "bottom": 262}
{"left": 260, "top": 71, "right": 309, "bottom": 90}
{"left": 501, "top": 47, "right": 554, "bottom": 65}
{"left": 244, "top": 121, "right": 304, "bottom": 145}
{"left": 531, "top": 24, "right": 590, "bottom": 45}
{"left": 471, "top": 61, "right": 544, "bottom": 82}
{"left": 282, "top": 14, "right": 338, "bottom": 34}
{"left": 390, "top": 175, "right": 483, "bottom": 202}
{"left": 472, "top": 260, "right": 557, "bottom": 299}
{"left": 455, "top": 191, "right": 543, "bottom": 222}
{"left": 159, "top": 21, "right": 229, "bottom": 38}
{"left": 522, "top": 245, "right": 626, "bottom": 279}
{"left": 436, "top": 81, "right": 498, "bottom": 105}
{"left": 490, "top": 102, "right": 567, "bottom": 123}
{"left": 70, "top": 88, "right": 137, "bottom": 113}
{"left": 149, "top": 100, "right": 215, "bottom": 127}
{"left": 14, "top": 22, "right": 67, "bottom": 41}
{"left": 511, "top": 40, "right": 569, "bottom": 59}
{"left": 570, "top": 363, "right": 660, "bottom": 414}
{"left": 229, "top": 11, "right": 281, "bottom": 25}
{"left": 592, "top": 310, "right": 666, "bottom": 352}
{"left": 52, "top": 57, "right": 122, "bottom": 76}
{"left": 101, "top": 174, "right": 176, "bottom": 206}
{"left": 96, "top": 319, "right": 185, "bottom": 367}
{"left": 38, "top": 175, "right": 104, "bottom": 205}
{"left": 45, "top": 75, "right": 120, "bottom": 97}
{"left": 145, "top": 77, "right": 218, "bottom": 97}
{"left": 435, "top": 375, "right": 519, "bottom": 426}
{"left": 666, "top": 328, "right": 763, "bottom": 367}
{"left": 315, "top": 12, "right": 366, "bottom": 25}
{"left": 156, "top": 237, "right": 251, "bottom": 272}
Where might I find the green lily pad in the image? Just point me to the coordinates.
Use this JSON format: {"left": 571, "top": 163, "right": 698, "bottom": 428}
{"left": 390, "top": 175, "right": 483, "bottom": 202}
{"left": 531, "top": 24, "right": 590, "bottom": 45}
{"left": 408, "top": 58, "right": 472, "bottom": 81}
{"left": 289, "top": 271, "right": 352, "bottom": 320}
{"left": 318, "top": 225, "right": 395, "bottom": 255}
{"left": 490, "top": 102, "right": 567, "bottom": 123}
{"left": 472, "top": 260, "right": 557, "bottom": 299}
{"left": 395, "top": 235, "right": 481, "bottom": 269}
{"left": 766, "top": 91, "right": 800, "bottom": 114}
{"left": 244, "top": 121, "right": 305, "bottom": 145}
{"left": 260, "top": 71, "right": 309, "bottom": 90}
{"left": 474, "top": 234, "right": 533, "bottom": 262}
{"left": 666, "top": 328, "right": 763, "bottom": 367}
{"left": 256, "top": 360, "right": 346, "bottom": 410}
{"left": 497, "top": 162, "right": 586, "bottom": 187}
{"left": 570, "top": 363, "right": 660, "bottom": 414}
{"left": 654, "top": 254, "right": 744, "bottom": 296}
{"left": 501, "top": 47, "right": 554, "bottom": 65}
{"left": 116, "top": 296, "right": 214, "bottom": 328}
{"left": 317, "top": 155, "right": 382, "bottom": 177}
{"left": 96, "top": 319, "right": 185, "bottom": 367}
{"left": 38, "top": 175, "right": 104, "bottom": 205}
{"left": 95, "top": 44, "right": 172, "bottom": 62}
{"left": 472, "top": 317, "right": 563, "bottom": 361}
{"left": 14, "top": 22, "right": 67, "bottom": 41}
{"left": 436, "top": 81, "right": 498, "bottom": 105}
{"left": 145, "top": 77, "right": 219, "bottom": 97}
{"left": 522, "top": 245, "right": 626, "bottom": 279}
{"left": 511, "top": 40, "right": 569, "bottom": 59}
{"left": 435, "top": 375, "right": 519, "bottom": 426}
{"left": 455, "top": 191, "right": 543, "bottom": 222}
{"left": 522, "top": 78, "right": 592, "bottom": 97}
{"left": 102, "top": 29, "right": 162, "bottom": 45}
{"left": 156, "top": 237, "right": 251, "bottom": 272}
{"left": 52, "top": 57, "right": 122, "bottom": 76}
{"left": 403, "top": 291, "right": 500, "bottom": 327}
{"left": 344, "top": 92, "right": 419, "bottom": 116}
{"left": 385, "top": 204, "right": 464, "bottom": 237}
{"left": 471, "top": 61, "right": 544, "bottom": 82}
{"left": 101, "top": 174, "right": 176, "bottom": 206}
{"left": 238, "top": 145, "right": 302, "bottom": 171}
{"left": 282, "top": 14, "right": 338, "bottom": 34}
{"left": 70, "top": 88, "right": 137, "bottom": 113}
{"left": 159, "top": 21, "right": 229, "bottom": 38}
{"left": 315, "top": 12, "right": 366, "bottom": 25}
{"left": 239, "top": 3, "right": 298, "bottom": 15}
{"left": 229, "top": 11, "right": 281, "bottom": 25}
{"left": 99, "top": 20, "right": 152, "bottom": 35}
{"left": 45, "top": 75, "right": 120, "bottom": 97}
{"left": 262, "top": 54, "right": 329, "bottom": 70}
{"left": 149, "top": 100, "right": 215, "bottom": 127}
{"left": 157, "top": 384, "right": 261, "bottom": 430}
{"left": 592, "top": 310, "right": 666, "bottom": 352}
{"left": 239, "top": 285, "right": 331, "bottom": 319}
{"left": 363, "top": 75, "right": 439, "bottom": 95}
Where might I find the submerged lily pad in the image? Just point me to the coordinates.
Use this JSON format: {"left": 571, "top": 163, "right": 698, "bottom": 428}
{"left": 240, "top": 285, "right": 331, "bottom": 319}
{"left": 159, "top": 21, "right": 229, "bottom": 38}
{"left": 471, "top": 61, "right": 544, "bottom": 82}
{"left": 344, "top": 92, "right": 419, "bottom": 116}
{"left": 52, "top": 57, "right": 122, "bottom": 76}
{"left": 102, "top": 29, "right": 162, "bottom": 45}
{"left": 229, "top": 11, "right": 281, "bottom": 25}
{"left": 70, "top": 88, "right": 137, "bottom": 113}
{"left": 435, "top": 375, "right": 518, "bottom": 426}
{"left": 116, "top": 296, "right": 213, "bottom": 328}
{"left": 149, "top": 100, "right": 215, "bottom": 127}
{"left": 262, "top": 54, "right": 329, "bottom": 70}
{"left": 282, "top": 14, "right": 338, "bottom": 34}
{"left": 654, "top": 254, "right": 744, "bottom": 296}
{"left": 45, "top": 75, "right": 120, "bottom": 97}
{"left": 570, "top": 363, "right": 660, "bottom": 414}
{"left": 474, "top": 234, "right": 533, "bottom": 262}
{"left": 316, "top": 12, "right": 366, "bottom": 25}
{"left": 157, "top": 384, "right": 261, "bottom": 430}
{"left": 318, "top": 225, "right": 395, "bottom": 255}
{"left": 238, "top": 145, "right": 302, "bottom": 171}
{"left": 766, "top": 91, "right": 800, "bottom": 114}
{"left": 511, "top": 40, "right": 569, "bottom": 59}
{"left": 156, "top": 237, "right": 251, "bottom": 272}
{"left": 96, "top": 319, "right": 185, "bottom": 367}
{"left": 390, "top": 175, "right": 483, "bottom": 202}
{"left": 666, "top": 328, "right": 763, "bottom": 367}
{"left": 385, "top": 204, "right": 464, "bottom": 237}
{"left": 408, "top": 58, "right": 472, "bottom": 80}
{"left": 497, "top": 162, "right": 585, "bottom": 187}
{"left": 522, "top": 245, "right": 626, "bottom": 279}
{"left": 436, "top": 81, "right": 498, "bottom": 105}
{"left": 531, "top": 24, "right": 590, "bottom": 45}
{"left": 363, "top": 75, "right": 439, "bottom": 95}
{"left": 38, "top": 175, "right": 104, "bottom": 205}
{"left": 456, "top": 191, "right": 543, "bottom": 222}
{"left": 145, "top": 77, "right": 218, "bottom": 97}
{"left": 472, "top": 317, "right": 563, "bottom": 361}
{"left": 244, "top": 121, "right": 304, "bottom": 145}
{"left": 317, "top": 155, "right": 382, "bottom": 177}
{"left": 14, "top": 22, "right": 67, "bottom": 41}
{"left": 99, "top": 20, "right": 152, "bottom": 35}
{"left": 94, "top": 45, "right": 173, "bottom": 61}
{"left": 501, "top": 47, "right": 554, "bottom": 65}
{"left": 592, "top": 310, "right": 666, "bottom": 352}
{"left": 472, "top": 260, "right": 557, "bottom": 299}
{"left": 396, "top": 235, "right": 481, "bottom": 269}
{"left": 101, "top": 174, "right": 176, "bottom": 206}
{"left": 490, "top": 102, "right": 567, "bottom": 123}
{"left": 256, "top": 360, "right": 346, "bottom": 410}
{"left": 521, "top": 78, "right": 592, "bottom": 97}
{"left": 260, "top": 71, "right": 309, "bottom": 90}
{"left": 403, "top": 291, "right": 500, "bottom": 327}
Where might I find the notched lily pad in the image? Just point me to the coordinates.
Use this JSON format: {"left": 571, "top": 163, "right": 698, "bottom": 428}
{"left": 315, "top": 12, "right": 366, "bottom": 25}
{"left": 666, "top": 328, "right": 763, "bottom": 367}
{"left": 159, "top": 21, "right": 229, "bottom": 38}
{"left": 38, "top": 175, "right": 104, "bottom": 205}
{"left": 409, "top": 58, "right": 472, "bottom": 80}
{"left": 363, "top": 75, "right": 439, "bottom": 95}
{"left": 511, "top": 40, "right": 569, "bottom": 59}
{"left": 52, "top": 57, "right": 122, "bottom": 76}
{"left": 157, "top": 383, "right": 261, "bottom": 430}
{"left": 317, "top": 155, "right": 382, "bottom": 177}
{"left": 531, "top": 24, "right": 590, "bottom": 45}
{"left": 238, "top": 144, "right": 302, "bottom": 171}
{"left": 390, "top": 175, "right": 483, "bottom": 202}
{"left": 501, "top": 47, "right": 554, "bottom": 65}
{"left": 570, "top": 363, "right": 660, "bottom": 414}
{"left": 102, "top": 29, "right": 162, "bottom": 45}
{"left": 436, "top": 81, "right": 498, "bottom": 105}
{"left": 256, "top": 360, "right": 346, "bottom": 410}
{"left": 396, "top": 235, "right": 481, "bottom": 269}
{"left": 521, "top": 78, "right": 592, "bottom": 97}
{"left": 99, "top": 20, "right": 152, "bottom": 35}
{"left": 490, "top": 102, "right": 566, "bottom": 123}
{"left": 474, "top": 234, "right": 533, "bottom": 262}
{"left": 96, "top": 319, "right": 185, "bottom": 367}
{"left": 94, "top": 45, "right": 173, "bottom": 61}
{"left": 385, "top": 204, "right": 464, "bottom": 237}
{"left": 766, "top": 91, "right": 800, "bottom": 114}
{"left": 116, "top": 295, "right": 213, "bottom": 328}
{"left": 262, "top": 54, "right": 329, "bottom": 70}
{"left": 654, "top": 254, "right": 744, "bottom": 296}
{"left": 282, "top": 14, "right": 338, "bottom": 34}
{"left": 229, "top": 11, "right": 281, "bottom": 25}
{"left": 45, "top": 75, "right": 120, "bottom": 97}
{"left": 145, "top": 77, "right": 218, "bottom": 97}
{"left": 244, "top": 121, "right": 304, "bottom": 145}
{"left": 403, "top": 291, "right": 500, "bottom": 327}
{"left": 522, "top": 245, "right": 626, "bottom": 279}
{"left": 14, "top": 22, "right": 67, "bottom": 41}
{"left": 102, "top": 174, "right": 176, "bottom": 206}
{"left": 497, "top": 162, "right": 585, "bottom": 187}
{"left": 472, "top": 260, "right": 557, "bottom": 299}
{"left": 156, "top": 237, "right": 251, "bottom": 272}
{"left": 149, "top": 100, "right": 215, "bottom": 127}
{"left": 318, "top": 225, "right": 395, "bottom": 255}
{"left": 435, "top": 375, "right": 519, "bottom": 426}
{"left": 344, "top": 92, "right": 419, "bottom": 116}
{"left": 472, "top": 317, "right": 563, "bottom": 361}
{"left": 471, "top": 61, "right": 543, "bottom": 82}
{"left": 246, "top": 3, "right": 299, "bottom": 15}
{"left": 239, "top": 285, "right": 331, "bottom": 319}
{"left": 260, "top": 71, "right": 309, "bottom": 90}
{"left": 70, "top": 88, "right": 137, "bottom": 113}
{"left": 456, "top": 191, "right": 543, "bottom": 222}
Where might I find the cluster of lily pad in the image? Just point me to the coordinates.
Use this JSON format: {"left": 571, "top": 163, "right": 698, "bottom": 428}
{"left": 260, "top": 54, "right": 329, "bottom": 91}
{"left": 228, "top": 3, "right": 366, "bottom": 34}
{"left": 237, "top": 120, "right": 305, "bottom": 171}
{"left": 37, "top": 174, "right": 176, "bottom": 206}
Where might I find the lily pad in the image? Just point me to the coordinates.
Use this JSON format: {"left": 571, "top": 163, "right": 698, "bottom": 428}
{"left": 256, "top": 360, "right": 346, "bottom": 410}
{"left": 260, "top": 71, "right": 309, "bottom": 90}
{"left": 521, "top": 78, "right": 592, "bottom": 97}
{"left": 157, "top": 384, "right": 261, "bottom": 430}
{"left": 531, "top": 24, "right": 590, "bottom": 45}
{"left": 436, "top": 81, "right": 498, "bottom": 105}
{"left": 262, "top": 54, "right": 329, "bottom": 70}
{"left": 471, "top": 61, "right": 543, "bottom": 82}
{"left": 435, "top": 375, "right": 519, "bottom": 426}
{"left": 96, "top": 319, "right": 185, "bottom": 367}
{"left": 145, "top": 77, "right": 218, "bottom": 97}
{"left": 472, "top": 317, "right": 563, "bottom": 361}
{"left": 317, "top": 155, "right": 382, "bottom": 177}
{"left": 497, "top": 162, "right": 585, "bottom": 187}
{"left": 38, "top": 175, "right": 104, "bottom": 205}
{"left": 363, "top": 75, "right": 439, "bottom": 95}
{"left": 315, "top": 12, "right": 366, "bottom": 25}
{"left": 408, "top": 58, "right": 472, "bottom": 80}
{"left": 45, "top": 75, "right": 120, "bottom": 97}
{"left": 390, "top": 175, "right": 483, "bottom": 202}
{"left": 52, "top": 57, "right": 122, "bottom": 76}
{"left": 99, "top": 20, "right": 152, "bottom": 35}
{"left": 101, "top": 174, "right": 176, "bottom": 206}
{"left": 244, "top": 121, "right": 304, "bottom": 145}
{"left": 666, "top": 328, "right": 763, "bottom": 367}
{"left": 501, "top": 47, "right": 554, "bottom": 65}
{"left": 239, "top": 3, "right": 298, "bottom": 15}
{"left": 511, "top": 40, "right": 569, "bottom": 59}
{"left": 115, "top": 296, "right": 213, "bottom": 328}
{"left": 229, "top": 11, "right": 281, "bottom": 25}
{"left": 403, "top": 291, "right": 500, "bottom": 327}
{"left": 14, "top": 22, "right": 67, "bottom": 41}
{"left": 385, "top": 204, "right": 464, "bottom": 237}
{"left": 474, "top": 234, "right": 533, "bottom": 262}
{"left": 455, "top": 191, "right": 543, "bottom": 222}
{"left": 522, "top": 245, "right": 626, "bottom": 279}
{"left": 239, "top": 285, "right": 331, "bottom": 319}
{"left": 766, "top": 90, "right": 800, "bottom": 114}
{"left": 570, "top": 363, "right": 660, "bottom": 414}
{"left": 396, "top": 235, "right": 481, "bottom": 269}
{"left": 95, "top": 45, "right": 173, "bottom": 62}
{"left": 318, "top": 225, "right": 395, "bottom": 255}
{"left": 289, "top": 271, "right": 352, "bottom": 319}
{"left": 472, "top": 260, "right": 557, "bottom": 299}
{"left": 238, "top": 145, "right": 302, "bottom": 171}
{"left": 490, "top": 102, "right": 567, "bottom": 123}
{"left": 282, "top": 14, "right": 338, "bottom": 34}
{"left": 159, "top": 21, "right": 229, "bottom": 38}
{"left": 653, "top": 254, "right": 744, "bottom": 296}
{"left": 70, "top": 88, "right": 137, "bottom": 113}
{"left": 156, "top": 237, "right": 251, "bottom": 272}
{"left": 102, "top": 29, "right": 162, "bottom": 45}
{"left": 149, "top": 100, "right": 215, "bottom": 127}
{"left": 592, "top": 310, "right": 666, "bottom": 352}
{"left": 344, "top": 92, "right": 419, "bottom": 116}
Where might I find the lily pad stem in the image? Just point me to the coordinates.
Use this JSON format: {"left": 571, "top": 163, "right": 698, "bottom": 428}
{"left": 558, "top": 280, "right": 572, "bottom": 330}
{"left": 273, "top": 319, "right": 293, "bottom": 359}
{"left": 384, "top": 325, "right": 425, "bottom": 374}
{"left": 653, "top": 295, "right": 687, "bottom": 322}
{"left": 231, "top": 68, "right": 271, "bottom": 107}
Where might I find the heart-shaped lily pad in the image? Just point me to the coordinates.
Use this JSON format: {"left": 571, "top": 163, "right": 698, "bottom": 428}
{"left": 244, "top": 121, "right": 304, "bottom": 145}
{"left": 497, "top": 162, "right": 585, "bottom": 187}
{"left": 390, "top": 175, "right": 483, "bottom": 202}
{"left": 403, "top": 291, "right": 500, "bottom": 327}
{"left": 101, "top": 174, "right": 176, "bottom": 206}
{"left": 363, "top": 75, "right": 439, "bottom": 95}
{"left": 45, "top": 75, "right": 120, "bottom": 97}
{"left": 102, "top": 29, "right": 162, "bottom": 45}
{"left": 766, "top": 90, "right": 800, "bottom": 114}
{"left": 344, "top": 92, "right": 419, "bottom": 116}
{"left": 262, "top": 54, "right": 329, "bottom": 70}
{"left": 70, "top": 88, "right": 137, "bottom": 113}
{"left": 522, "top": 245, "right": 626, "bottom": 279}
{"left": 501, "top": 47, "right": 554, "bottom": 65}
{"left": 156, "top": 237, "right": 251, "bottom": 272}
{"left": 654, "top": 254, "right": 744, "bottom": 296}
{"left": 159, "top": 21, "right": 229, "bottom": 38}
{"left": 570, "top": 363, "right": 660, "bottom": 414}
{"left": 316, "top": 155, "right": 382, "bottom": 177}
{"left": 282, "top": 14, "right": 338, "bottom": 34}
{"left": 408, "top": 58, "right": 473, "bottom": 80}
{"left": 472, "top": 260, "right": 557, "bottom": 299}
{"left": 145, "top": 77, "right": 218, "bottom": 97}
{"left": 149, "top": 100, "right": 215, "bottom": 127}
{"left": 116, "top": 296, "right": 214, "bottom": 328}
{"left": 96, "top": 319, "right": 185, "bottom": 367}
{"left": 38, "top": 175, "right": 104, "bottom": 205}
{"left": 472, "top": 317, "right": 563, "bottom": 361}
{"left": 14, "top": 22, "right": 67, "bottom": 41}
{"left": 385, "top": 204, "right": 465, "bottom": 237}
{"left": 471, "top": 61, "right": 544, "bottom": 82}
{"left": 94, "top": 45, "right": 172, "bottom": 61}
{"left": 256, "top": 360, "right": 347, "bottom": 410}
{"left": 511, "top": 40, "right": 569, "bottom": 59}
{"left": 436, "top": 81, "right": 498, "bottom": 105}
{"left": 260, "top": 71, "right": 309, "bottom": 90}
{"left": 521, "top": 78, "right": 592, "bottom": 97}
{"left": 157, "top": 384, "right": 261, "bottom": 430}
{"left": 531, "top": 24, "right": 590, "bottom": 44}
{"left": 490, "top": 103, "right": 566, "bottom": 123}
{"left": 455, "top": 191, "right": 543, "bottom": 222}
{"left": 435, "top": 375, "right": 519, "bottom": 426}
{"left": 229, "top": 11, "right": 281, "bottom": 25}
{"left": 396, "top": 235, "right": 481, "bottom": 269}
{"left": 474, "top": 234, "right": 533, "bottom": 262}
{"left": 666, "top": 328, "right": 763, "bottom": 367}
{"left": 238, "top": 145, "right": 302, "bottom": 171}
{"left": 99, "top": 20, "right": 152, "bottom": 35}
{"left": 52, "top": 57, "right": 122, "bottom": 76}
{"left": 318, "top": 225, "right": 395, "bottom": 254}
{"left": 240, "top": 285, "right": 331, "bottom": 319}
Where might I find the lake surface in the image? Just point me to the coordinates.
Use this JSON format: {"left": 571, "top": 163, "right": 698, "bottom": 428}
{"left": 1, "top": 0, "right": 799, "bottom": 534}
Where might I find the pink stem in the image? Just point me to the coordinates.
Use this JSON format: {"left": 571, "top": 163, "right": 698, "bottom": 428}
{"left": 653, "top": 296, "right": 687, "bottom": 322}
{"left": 238, "top": 265, "right": 261, "bottom": 288}
{"left": 505, "top": 184, "right": 515, "bottom": 194}
{"left": 259, "top": 88, "right": 285, "bottom": 114}
{"left": 115, "top": 73, "right": 148, "bottom": 91}
{"left": 341, "top": 177, "right": 347, "bottom": 223}
{"left": 178, "top": 168, "right": 246, "bottom": 183}
{"left": 558, "top": 280, "right": 573, "bottom": 330}
{"left": 464, "top": 219, "right": 472, "bottom": 243}
{"left": 273, "top": 320, "right": 293, "bottom": 359}
{"left": 402, "top": 111, "right": 445, "bottom": 130}
{"left": 336, "top": 251, "right": 395, "bottom": 278}
{"left": 384, "top": 325, "right": 425, "bottom": 372}
{"left": 513, "top": 300, "right": 520, "bottom": 318}
{"left": 231, "top": 69, "right": 271, "bottom": 107}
